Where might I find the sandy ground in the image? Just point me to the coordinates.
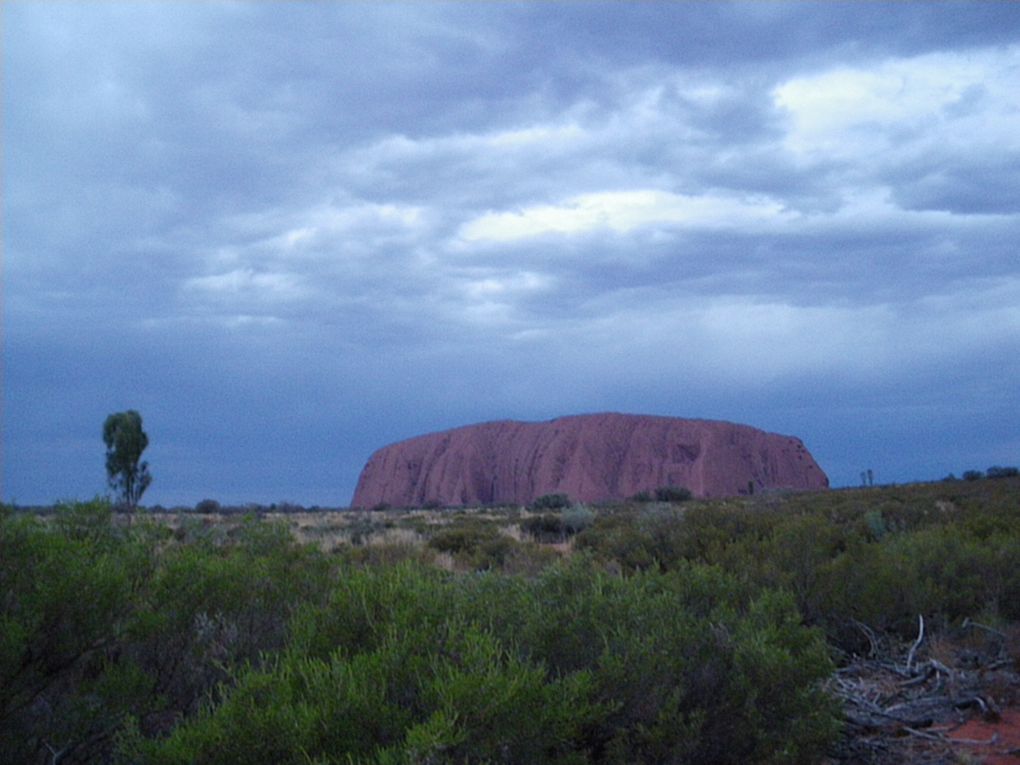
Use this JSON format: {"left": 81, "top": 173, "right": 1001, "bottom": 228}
{"left": 939, "top": 708, "right": 1020, "bottom": 764}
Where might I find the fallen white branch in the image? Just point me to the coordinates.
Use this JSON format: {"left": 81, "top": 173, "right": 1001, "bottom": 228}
{"left": 905, "top": 614, "right": 925, "bottom": 674}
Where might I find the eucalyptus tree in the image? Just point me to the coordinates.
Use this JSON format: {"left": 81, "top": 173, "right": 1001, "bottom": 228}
{"left": 102, "top": 410, "right": 152, "bottom": 509}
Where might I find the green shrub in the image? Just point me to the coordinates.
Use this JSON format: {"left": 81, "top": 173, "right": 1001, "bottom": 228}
{"left": 522, "top": 513, "right": 567, "bottom": 542}
{"left": 427, "top": 523, "right": 517, "bottom": 570}
{"left": 23, "top": 479, "right": 1020, "bottom": 764}
{"left": 522, "top": 507, "right": 595, "bottom": 543}
{"left": 133, "top": 558, "right": 838, "bottom": 764}
{"left": 193, "top": 499, "right": 220, "bottom": 513}
{"left": 562, "top": 505, "right": 594, "bottom": 534}
{"left": 428, "top": 525, "right": 493, "bottom": 555}
{"left": 530, "top": 493, "right": 572, "bottom": 511}
{"left": 655, "top": 485, "right": 693, "bottom": 503}
{"left": 0, "top": 501, "right": 154, "bottom": 764}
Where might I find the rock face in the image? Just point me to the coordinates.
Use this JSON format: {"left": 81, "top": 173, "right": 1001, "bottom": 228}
{"left": 351, "top": 413, "right": 828, "bottom": 508}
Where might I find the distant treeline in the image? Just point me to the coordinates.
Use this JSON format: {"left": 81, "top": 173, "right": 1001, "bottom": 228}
{"left": 947, "top": 465, "right": 1020, "bottom": 481}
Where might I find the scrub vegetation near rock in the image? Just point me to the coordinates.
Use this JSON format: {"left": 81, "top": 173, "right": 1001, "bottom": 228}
{"left": 3, "top": 474, "right": 1018, "bottom": 764}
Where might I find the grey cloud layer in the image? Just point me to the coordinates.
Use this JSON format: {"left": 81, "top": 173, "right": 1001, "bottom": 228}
{"left": 5, "top": 2, "right": 1019, "bottom": 504}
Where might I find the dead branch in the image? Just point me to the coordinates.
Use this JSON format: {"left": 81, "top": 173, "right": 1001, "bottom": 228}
{"left": 830, "top": 620, "right": 1020, "bottom": 763}
{"left": 962, "top": 617, "right": 1006, "bottom": 640}
{"left": 905, "top": 614, "right": 924, "bottom": 675}
{"left": 850, "top": 618, "right": 881, "bottom": 658}
{"left": 902, "top": 726, "right": 999, "bottom": 746}
{"left": 44, "top": 741, "right": 69, "bottom": 765}
{"left": 898, "top": 664, "right": 934, "bottom": 688}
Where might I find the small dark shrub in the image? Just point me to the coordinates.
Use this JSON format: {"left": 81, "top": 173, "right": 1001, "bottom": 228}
{"left": 194, "top": 499, "right": 221, "bottom": 513}
{"left": 521, "top": 514, "right": 566, "bottom": 542}
{"left": 562, "top": 505, "right": 595, "bottom": 534}
{"left": 428, "top": 526, "right": 493, "bottom": 555}
{"left": 987, "top": 466, "right": 1020, "bottom": 479}
{"left": 655, "top": 485, "right": 693, "bottom": 503}
{"left": 963, "top": 470, "right": 984, "bottom": 481}
{"left": 529, "top": 493, "right": 571, "bottom": 511}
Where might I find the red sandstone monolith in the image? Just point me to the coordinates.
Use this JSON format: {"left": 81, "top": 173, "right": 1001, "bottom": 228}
{"left": 351, "top": 412, "right": 828, "bottom": 508}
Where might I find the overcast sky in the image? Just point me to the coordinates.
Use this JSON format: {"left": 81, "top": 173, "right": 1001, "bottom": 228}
{"left": 4, "top": 1, "right": 1019, "bottom": 507}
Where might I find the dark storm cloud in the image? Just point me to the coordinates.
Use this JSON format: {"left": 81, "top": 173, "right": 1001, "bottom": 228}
{"left": 4, "top": 1, "right": 1019, "bottom": 504}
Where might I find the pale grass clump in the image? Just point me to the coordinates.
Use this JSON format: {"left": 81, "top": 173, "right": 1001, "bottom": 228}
{"left": 431, "top": 550, "right": 457, "bottom": 571}
{"left": 364, "top": 526, "right": 425, "bottom": 547}
{"left": 498, "top": 523, "right": 527, "bottom": 542}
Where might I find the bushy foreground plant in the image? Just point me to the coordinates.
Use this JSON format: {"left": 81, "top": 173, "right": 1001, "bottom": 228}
{"left": 0, "top": 502, "right": 332, "bottom": 765}
{"left": 574, "top": 478, "right": 1020, "bottom": 653}
{"left": 13, "top": 478, "right": 1016, "bottom": 764}
{"left": 127, "top": 558, "right": 838, "bottom": 764}
{"left": 521, "top": 505, "right": 594, "bottom": 543}
{"left": 1, "top": 500, "right": 152, "bottom": 764}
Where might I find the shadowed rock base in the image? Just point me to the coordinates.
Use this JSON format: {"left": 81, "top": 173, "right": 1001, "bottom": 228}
{"left": 352, "top": 412, "right": 828, "bottom": 508}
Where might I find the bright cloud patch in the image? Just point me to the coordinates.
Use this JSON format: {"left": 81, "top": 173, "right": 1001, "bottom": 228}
{"left": 459, "top": 270, "right": 551, "bottom": 301}
{"left": 361, "top": 121, "right": 587, "bottom": 168}
{"left": 269, "top": 202, "right": 426, "bottom": 257}
{"left": 458, "top": 190, "right": 790, "bottom": 242}
{"left": 773, "top": 45, "right": 1020, "bottom": 157}
{"left": 184, "top": 268, "right": 306, "bottom": 299}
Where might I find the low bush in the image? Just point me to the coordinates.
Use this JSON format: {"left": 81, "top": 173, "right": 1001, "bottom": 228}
{"left": 427, "top": 523, "right": 518, "bottom": 570}
{"left": 522, "top": 506, "right": 595, "bottom": 543}
{"left": 562, "top": 504, "right": 595, "bottom": 534}
{"left": 521, "top": 513, "right": 567, "bottom": 542}
{"left": 193, "top": 499, "right": 220, "bottom": 514}
{"left": 655, "top": 485, "right": 693, "bottom": 503}
{"left": 129, "top": 558, "right": 838, "bottom": 764}
{"left": 530, "top": 493, "right": 572, "bottom": 511}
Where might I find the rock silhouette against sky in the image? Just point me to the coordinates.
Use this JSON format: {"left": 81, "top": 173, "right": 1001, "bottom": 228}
{"left": 353, "top": 413, "right": 828, "bottom": 508}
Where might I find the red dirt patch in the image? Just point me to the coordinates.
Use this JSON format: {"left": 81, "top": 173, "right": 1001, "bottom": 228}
{"left": 937, "top": 708, "right": 1020, "bottom": 764}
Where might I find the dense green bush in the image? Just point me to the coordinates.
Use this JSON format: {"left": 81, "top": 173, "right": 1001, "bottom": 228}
{"left": 0, "top": 502, "right": 332, "bottom": 765}
{"left": 129, "top": 559, "right": 837, "bottom": 764}
{"left": 1, "top": 500, "right": 153, "bottom": 764}
{"left": 530, "top": 493, "right": 572, "bottom": 511}
{"left": 654, "top": 485, "right": 693, "bottom": 503}
{"left": 562, "top": 504, "right": 595, "bottom": 534}
{"left": 522, "top": 512, "right": 567, "bottom": 542}
{"left": 427, "top": 523, "right": 517, "bottom": 570}
{"left": 521, "top": 506, "right": 594, "bottom": 543}
{"left": 572, "top": 479, "right": 1020, "bottom": 653}
{"left": 6, "top": 477, "right": 1018, "bottom": 764}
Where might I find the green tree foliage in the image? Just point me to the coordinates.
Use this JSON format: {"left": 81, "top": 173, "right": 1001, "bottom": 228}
{"left": 102, "top": 410, "right": 152, "bottom": 509}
